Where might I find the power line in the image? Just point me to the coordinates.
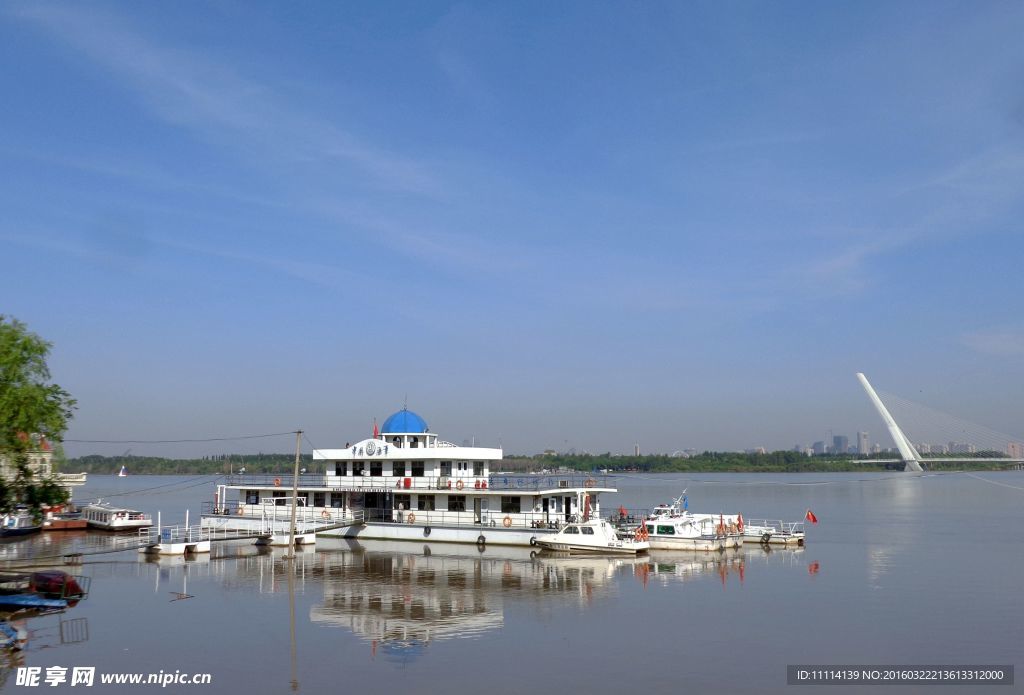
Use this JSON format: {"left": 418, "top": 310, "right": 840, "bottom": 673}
{"left": 64, "top": 431, "right": 299, "bottom": 444}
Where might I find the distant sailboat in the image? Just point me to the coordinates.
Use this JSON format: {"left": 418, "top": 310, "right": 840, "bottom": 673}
{"left": 118, "top": 466, "right": 127, "bottom": 477}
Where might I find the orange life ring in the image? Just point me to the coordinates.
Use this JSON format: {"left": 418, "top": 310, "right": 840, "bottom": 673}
{"left": 455, "top": 480, "right": 464, "bottom": 490}
{"left": 321, "top": 510, "right": 330, "bottom": 519}
{"left": 237, "top": 506, "right": 245, "bottom": 516}
{"left": 636, "top": 526, "right": 648, "bottom": 541}
{"left": 274, "top": 478, "right": 281, "bottom": 487}
{"left": 503, "top": 516, "right": 512, "bottom": 528}
{"left": 407, "top": 513, "right": 416, "bottom": 524}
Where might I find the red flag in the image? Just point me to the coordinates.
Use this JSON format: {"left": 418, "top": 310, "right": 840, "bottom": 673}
{"left": 372, "top": 418, "right": 379, "bottom": 438}
{"left": 805, "top": 509, "right": 818, "bottom": 525}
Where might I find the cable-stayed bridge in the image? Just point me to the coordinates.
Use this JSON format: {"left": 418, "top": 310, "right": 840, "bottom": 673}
{"left": 857, "top": 373, "right": 1024, "bottom": 471}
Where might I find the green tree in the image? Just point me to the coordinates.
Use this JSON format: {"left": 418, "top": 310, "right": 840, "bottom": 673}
{"left": 0, "top": 316, "right": 76, "bottom": 513}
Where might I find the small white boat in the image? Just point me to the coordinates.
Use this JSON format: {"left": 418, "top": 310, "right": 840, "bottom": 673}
{"left": 741, "top": 519, "right": 805, "bottom": 546}
{"left": 0, "top": 510, "right": 42, "bottom": 538}
{"left": 118, "top": 466, "right": 127, "bottom": 477}
{"left": 82, "top": 502, "right": 152, "bottom": 531}
{"left": 535, "top": 519, "right": 649, "bottom": 555}
{"left": 635, "top": 496, "right": 744, "bottom": 551}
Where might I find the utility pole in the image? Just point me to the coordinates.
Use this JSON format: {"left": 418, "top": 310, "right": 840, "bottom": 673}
{"left": 286, "top": 430, "right": 302, "bottom": 558}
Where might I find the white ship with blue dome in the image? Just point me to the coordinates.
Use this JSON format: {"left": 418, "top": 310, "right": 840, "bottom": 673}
{"left": 202, "top": 408, "right": 616, "bottom": 547}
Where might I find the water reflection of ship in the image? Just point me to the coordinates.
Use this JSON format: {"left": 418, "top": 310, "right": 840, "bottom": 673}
{"left": 638, "top": 549, "right": 746, "bottom": 587}
{"left": 307, "top": 538, "right": 644, "bottom": 656}
{"left": 635, "top": 547, "right": 810, "bottom": 588}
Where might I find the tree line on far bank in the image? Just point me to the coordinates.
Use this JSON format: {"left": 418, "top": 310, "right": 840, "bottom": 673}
{"left": 65, "top": 449, "right": 1014, "bottom": 475}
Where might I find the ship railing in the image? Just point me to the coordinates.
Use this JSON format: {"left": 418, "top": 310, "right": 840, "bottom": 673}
{"left": 607, "top": 508, "right": 649, "bottom": 529}
{"left": 360, "top": 507, "right": 588, "bottom": 530}
{"left": 743, "top": 519, "right": 804, "bottom": 535}
{"left": 137, "top": 522, "right": 325, "bottom": 545}
{"left": 201, "top": 500, "right": 363, "bottom": 525}
{"left": 221, "top": 473, "right": 614, "bottom": 492}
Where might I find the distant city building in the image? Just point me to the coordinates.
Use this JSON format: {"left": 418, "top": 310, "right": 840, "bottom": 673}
{"left": 918, "top": 442, "right": 931, "bottom": 454}
{"left": 634, "top": 443, "right": 640, "bottom": 456}
{"left": 812, "top": 441, "right": 826, "bottom": 456}
{"left": 948, "top": 442, "right": 976, "bottom": 454}
{"left": 832, "top": 435, "right": 849, "bottom": 456}
{"left": 745, "top": 447, "right": 766, "bottom": 455}
{"left": 871, "top": 443, "right": 882, "bottom": 454}
{"left": 857, "top": 432, "right": 869, "bottom": 456}
{"left": 1008, "top": 442, "right": 1024, "bottom": 458}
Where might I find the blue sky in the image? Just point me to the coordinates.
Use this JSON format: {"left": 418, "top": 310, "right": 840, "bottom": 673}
{"left": 2, "top": 1, "right": 1023, "bottom": 458}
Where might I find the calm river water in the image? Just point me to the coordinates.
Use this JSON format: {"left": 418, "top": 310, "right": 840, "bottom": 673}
{"left": 1, "top": 472, "right": 1021, "bottom": 693}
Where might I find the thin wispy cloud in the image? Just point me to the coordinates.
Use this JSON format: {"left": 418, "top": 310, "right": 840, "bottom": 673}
{"left": 154, "top": 237, "right": 356, "bottom": 289}
{"left": 960, "top": 329, "right": 1024, "bottom": 357}
{"left": 12, "top": 4, "right": 442, "bottom": 197}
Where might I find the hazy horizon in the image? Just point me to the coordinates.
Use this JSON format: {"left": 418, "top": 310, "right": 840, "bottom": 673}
{"left": 3, "top": 2, "right": 1022, "bottom": 459}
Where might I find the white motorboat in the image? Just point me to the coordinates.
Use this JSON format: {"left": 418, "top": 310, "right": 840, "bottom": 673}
{"left": 634, "top": 495, "right": 744, "bottom": 551}
{"left": 82, "top": 502, "right": 152, "bottom": 531}
{"left": 534, "top": 518, "right": 649, "bottom": 555}
{"left": 0, "top": 510, "right": 42, "bottom": 538}
{"left": 203, "top": 407, "right": 618, "bottom": 548}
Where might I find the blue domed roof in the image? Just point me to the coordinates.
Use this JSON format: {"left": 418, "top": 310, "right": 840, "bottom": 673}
{"left": 381, "top": 409, "right": 428, "bottom": 434}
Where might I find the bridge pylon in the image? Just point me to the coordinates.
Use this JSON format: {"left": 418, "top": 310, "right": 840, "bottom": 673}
{"left": 856, "top": 373, "right": 923, "bottom": 472}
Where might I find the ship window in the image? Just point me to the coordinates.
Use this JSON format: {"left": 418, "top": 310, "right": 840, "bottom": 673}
{"left": 273, "top": 490, "right": 286, "bottom": 506}
{"left": 581, "top": 526, "right": 595, "bottom": 535}
{"left": 563, "top": 526, "right": 579, "bottom": 534}
{"left": 370, "top": 461, "right": 383, "bottom": 476}
{"left": 246, "top": 490, "right": 260, "bottom": 504}
{"left": 393, "top": 462, "right": 406, "bottom": 476}
{"left": 313, "top": 492, "right": 326, "bottom": 507}
{"left": 394, "top": 494, "right": 411, "bottom": 510}
{"left": 473, "top": 461, "right": 483, "bottom": 476}
{"left": 411, "top": 461, "right": 425, "bottom": 477}
{"left": 646, "top": 524, "right": 655, "bottom": 534}
{"left": 657, "top": 525, "right": 674, "bottom": 535}
{"left": 500, "top": 497, "right": 521, "bottom": 514}
{"left": 330, "top": 493, "right": 344, "bottom": 508}
{"left": 447, "top": 496, "right": 466, "bottom": 512}
{"left": 418, "top": 495, "right": 435, "bottom": 511}
{"left": 411, "top": 436, "right": 419, "bottom": 448}
{"left": 392, "top": 437, "right": 402, "bottom": 448}
{"left": 440, "top": 461, "right": 452, "bottom": 476}
{"left": 335, "top": 462, "right": 346, "bottom": 476}
{"left": 352, "top": 462, "right": 364, "bottom": 476}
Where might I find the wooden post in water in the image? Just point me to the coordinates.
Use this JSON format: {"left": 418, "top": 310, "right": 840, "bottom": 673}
{"left": 286, "top": 430, "right": 302, "bottom": 557}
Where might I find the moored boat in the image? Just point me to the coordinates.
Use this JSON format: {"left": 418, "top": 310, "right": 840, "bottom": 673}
{"left": 741, "top": 519, "right": 805, "bottom": 546}
{"left": 622, "top": 496, "right": 744, "bottom": 551}
{"left": 202, "top": 407, "right": 617, "bottom": 547}
{"left": 0, "top": 510, "right": 42, "bottom": 538}
{"left": 534, "top": 518, "right": 649, "bottom": 555}
{"left": 82, "top": 502, "right": 152, "bottom": 531}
